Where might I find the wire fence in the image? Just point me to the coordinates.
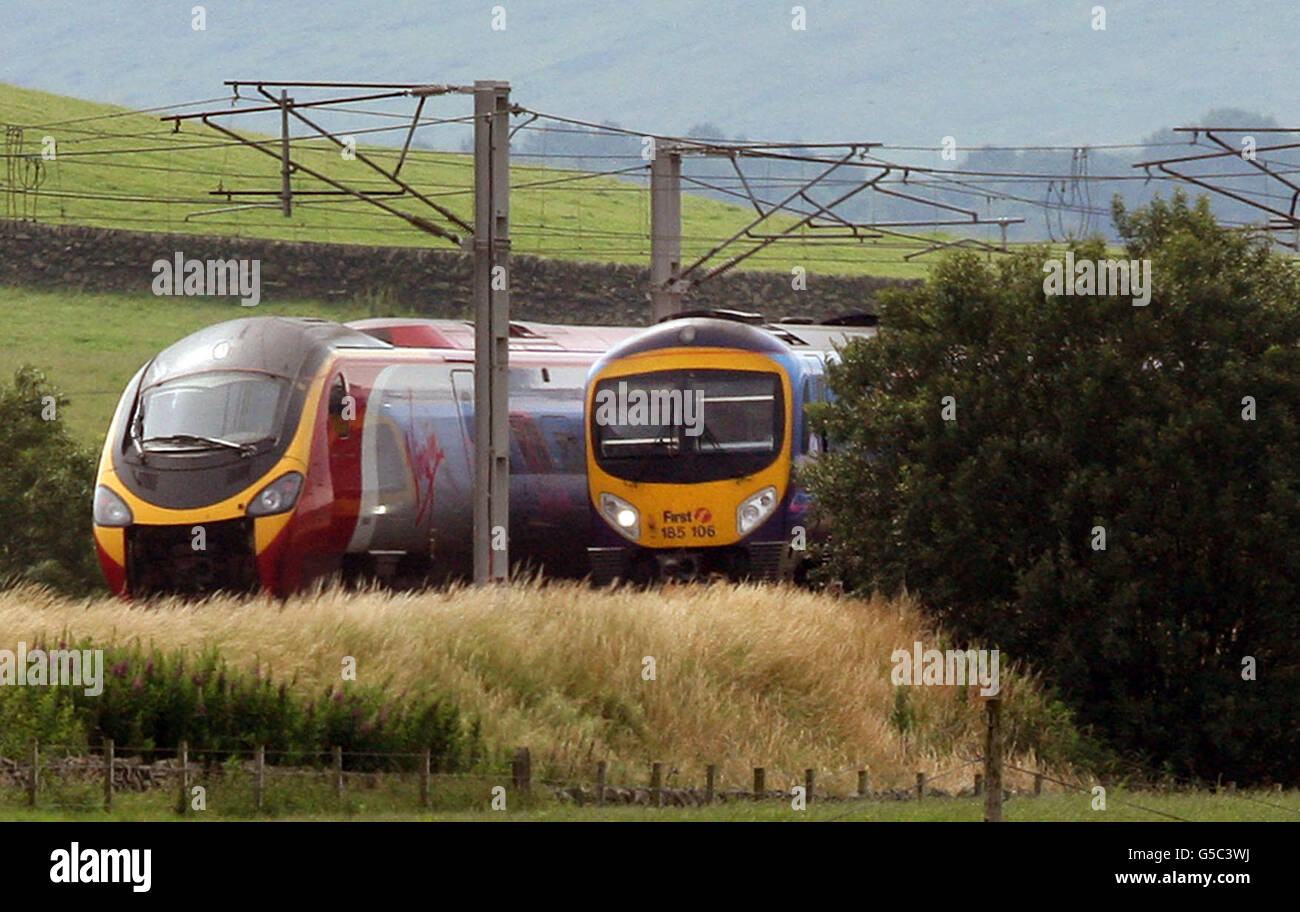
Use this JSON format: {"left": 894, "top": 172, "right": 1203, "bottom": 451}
{"left": 6, "top": 734, "right": 1292, "bottom": 820}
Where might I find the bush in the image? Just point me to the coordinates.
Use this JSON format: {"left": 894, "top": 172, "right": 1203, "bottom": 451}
{"left": 0, "top": 366, "right": 103, "bottom": 595}
{"left": 805, "top": 193, "right": 1300, "bottom": 784}
{"left": 0, "top": 640, "right": 483, "bottom": 770}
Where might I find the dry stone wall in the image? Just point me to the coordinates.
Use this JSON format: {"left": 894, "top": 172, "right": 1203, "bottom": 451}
{"left": 0, "top": 222, "right": 917, "bottom": 324}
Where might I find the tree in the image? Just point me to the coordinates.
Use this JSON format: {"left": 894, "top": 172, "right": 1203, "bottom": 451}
{"left": 0, "top": 366, "right": 104, "bottom": 594}
{"left": 805, "top": 193, "right": 1300, "bottom": 783}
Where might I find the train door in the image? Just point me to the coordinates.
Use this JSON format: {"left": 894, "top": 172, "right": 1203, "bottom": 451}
{"left": 450, "top": 369, "right": 475, "bottom": 478}
{"left": 322, "top": 371, "right": 365, "bottom": 574}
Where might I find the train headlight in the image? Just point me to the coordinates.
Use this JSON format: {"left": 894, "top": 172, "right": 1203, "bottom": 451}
{"left": 247, "top": 472, "right": 304, "bottom": 517}
{"left": 599, "top": 492, "right": 640, "bottom": 540}
{"left": 736, "top": 486, "right": 778, "bottom": 536}
{"left": 93, "top": 485, "right": 133, "bottom": 527}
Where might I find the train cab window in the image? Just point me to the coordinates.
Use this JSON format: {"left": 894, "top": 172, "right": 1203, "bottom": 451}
{"left": 592, "top": 368, "right": 784, "bottom": 484}
{"left": 137, "top": 370, "right": 287, "bottom": 450}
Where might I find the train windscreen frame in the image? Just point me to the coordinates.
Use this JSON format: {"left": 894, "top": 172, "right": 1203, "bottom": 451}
{"left": 592, "top": 368, "right": 784, "bottom": 483}
{"left": 136, "top": 370, "right": 289, "bottom": 453}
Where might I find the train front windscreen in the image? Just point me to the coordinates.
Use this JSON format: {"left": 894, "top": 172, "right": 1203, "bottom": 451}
{"left": 591, "top": 368, "right": 784, "bottom": 483}
{"left": 134, "top": 370, "right": 289, "bottom": 454}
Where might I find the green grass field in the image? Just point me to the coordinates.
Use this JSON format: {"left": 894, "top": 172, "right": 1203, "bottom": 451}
{"left": 0, "top": 82, "right": 959, "bottom": 279}
{"left": 3, "top": 789, "right": 1294, "bottom": 822}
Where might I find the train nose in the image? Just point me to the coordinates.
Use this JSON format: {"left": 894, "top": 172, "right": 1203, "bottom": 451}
{"left": 126, "top": 518, "right": 261, "bottom": 597}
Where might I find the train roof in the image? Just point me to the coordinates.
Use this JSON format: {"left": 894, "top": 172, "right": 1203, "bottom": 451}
{"left": 348, "top": 315, "right": 875, "bottom": 358}
{"left": 140, "top": 315, "right": 875, "bottom": 395}
{"left": 766, "top": 322, "right": 878, "bottom": 352}
{"left": 143, "top": 317, "right": 388, "bottom": 389}
{"left": 347, "top": 318, "right": 642, "bottom": 353}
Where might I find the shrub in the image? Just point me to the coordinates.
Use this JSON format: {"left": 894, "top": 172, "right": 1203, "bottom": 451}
{"left": 0, "top": 367, "right": 103, "bottom": 595}
{"left": 805, "top": 193, "right": 1300, "bottom": 784}
{"left": 0, "top": 640, "right": 482, "bottom": 770}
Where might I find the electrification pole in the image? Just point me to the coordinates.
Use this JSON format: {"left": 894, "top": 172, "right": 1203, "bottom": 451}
{"left": 472, "top": 80, "right": 511, "bottom": 584}
{"left": 649, "top": 143, "right": 685, "bottom": 321}
{"left": 278, "top": 90, "right": 292, "bottom": 217}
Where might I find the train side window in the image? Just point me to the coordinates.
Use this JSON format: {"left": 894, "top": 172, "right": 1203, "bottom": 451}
{"left": 450, "top": 369, "right": 476, "bottom": 477}
{"left": 451, "top": 369, "right": 474, "bottom": 441}
{"left": 508, "top": 414, "right": 546, "bottom": 473}
{"left": 374, "top": 420, "right": 411, "bottom": 495}
{"left": 801, "top": 377, "right": 813, "bottom": 452}
{"left": 814, "top": 377, "right": 831, "bottom": 454}
{"left": 539, "top": 415, "right": 583, "bottom": 473}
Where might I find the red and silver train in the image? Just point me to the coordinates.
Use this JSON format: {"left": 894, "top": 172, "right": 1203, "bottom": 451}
{"left": 92, "top": 316, "right": 636, "bottom": 597}
{"left": 92, "top": 313, "right": 871, "bottom": 597}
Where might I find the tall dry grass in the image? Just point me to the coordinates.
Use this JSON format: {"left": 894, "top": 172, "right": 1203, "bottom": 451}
{"left": 0, "top": 582, "right": 1074, "bottom": 792}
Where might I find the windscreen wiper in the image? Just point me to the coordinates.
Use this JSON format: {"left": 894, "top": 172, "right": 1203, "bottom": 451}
{"left": 128, "top": 360, "right": 154, "bottom": 464}
{"left": 140, "top": 434, "right": 258, "bottom": 457}
{"left": 698, "top": 424, "right": 724, "bottom": 452}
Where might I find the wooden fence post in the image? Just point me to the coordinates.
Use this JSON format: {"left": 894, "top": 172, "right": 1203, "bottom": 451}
{"left": 103, "top": 738, "right": 114, "bottom": 810}
{"left": 28, "top": 740, "right": 38, "bottom": 808}
{"left": 512, "top": 747, "right": 531, "bottom": 796}
{"left": 857, "top": 768, "right": 869, "bottom": 798}
{"left": 974, "top": 773, "right": 984, "bottom": 796}
{"left": 1034, "top": 772, "right": 1044, "bottom": 796}
{"left": 916, "top": 771, "right": 925, "bottom": 801}
{"left": 804, "top": 769, "right": 815, "bottom": 804}
{"left": 595, "top": 761, "right": 607, "bottom": 806}
{"left": 177, "top": 741, "right": 189, "bottom": 815}
{"left": 752, "top": 767, "right": 765, "bottom": 798}
{"left": 705, "top": 764, "right": 716, "bottom": 804}
{"left": 254, "top": 745, "right": 265, "bottom": 812}
{"left": 650, "top": 761, "right": 663, "bottom": 807}
{"left": 420, "top": 749, "right": 430, "bottom": 809}
{"left": 983, "top": 697, "right": 1003, "bottom": 822}
{"left": 333, "top": 746, "right": 344, "bottom": 799}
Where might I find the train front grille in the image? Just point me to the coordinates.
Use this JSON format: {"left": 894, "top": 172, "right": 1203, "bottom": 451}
{"left": 586, "top": 541, "right": 792, "bottom": 584}
{"left": 742, "top": 541, "right": 788, "bottom": 581}
{"left": 126, "top": 518, "right": 259, "bottom": 597}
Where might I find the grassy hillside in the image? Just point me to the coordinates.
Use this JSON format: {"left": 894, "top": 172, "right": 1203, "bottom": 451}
{"left": 0, "top": 581, "right": 1080, "bottom": 795}
{"left": 0, "top": 286, "right": 384, "bottom": 446}
{"left": 0, "top": 83, "right": 939, "bottom": 278}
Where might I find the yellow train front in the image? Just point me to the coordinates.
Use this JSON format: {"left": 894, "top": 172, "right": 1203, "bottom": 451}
{"left": 585, "top": 315, "right": 841, "bottom": 584}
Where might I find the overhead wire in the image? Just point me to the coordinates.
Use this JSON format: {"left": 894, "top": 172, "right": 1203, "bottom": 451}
{"left": 10, "top": 95, "right": 1300, "bottom": 268}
